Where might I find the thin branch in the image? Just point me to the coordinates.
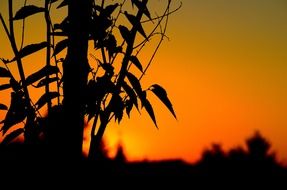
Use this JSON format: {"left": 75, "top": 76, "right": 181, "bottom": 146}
{"left": 139, "top": 1, "right": 170, "bottom": 81}
{"left": 133, "top": 0, "right": 175, "bottom": 50}
{"left": 20, "top": 0, "right": 27, "bottom": 49}
{"left": 108, "top": 0, "right": 174, "bottom": 122}
{"left": 141, "top": 1, "right": 182, "bottom": 24}
{"left": 0, "top": 14, "right": 11, "bottom": 44}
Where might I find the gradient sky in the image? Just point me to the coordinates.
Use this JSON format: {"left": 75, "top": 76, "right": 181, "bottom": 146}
{"left": 1, "top": 0, "right": 287, "bottom": 164}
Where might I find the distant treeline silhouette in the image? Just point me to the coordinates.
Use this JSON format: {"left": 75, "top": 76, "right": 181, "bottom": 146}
{"left": 1, "top": 131, "right": 286, "bottom": 187}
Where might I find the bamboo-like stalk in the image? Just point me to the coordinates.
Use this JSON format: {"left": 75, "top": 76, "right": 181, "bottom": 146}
{"left": 7, "top": 0, "right": 35, "bottom": 143}
{"left": 45, "top": 0, "right": 52, "bottom": 113}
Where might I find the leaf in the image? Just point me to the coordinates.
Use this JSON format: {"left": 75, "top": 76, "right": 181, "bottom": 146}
{"left": 49, "top": 0, "right": 58, "bottom": 4}
{"left": 53, "top": 39, "right": 68, "bottom": 56}
{"left": 1, "top": 92, "right": 27, "bottom": 134}
{"left": 143, "top": 98, "right": 157, "bottom": 128}
{"left": 150, "top": 84, "right": 177, "bottom": 119}
{"left": 10, "top": 78, "right": 21, "bottom": 92}
{"left": 1, "top": 128, "right": 24, "bottom": 145}
{"left": 57, "top": 0, "right": 68, "bottom": 9}
{"left": 8, "top": 42, "right": 48, "bottom": 63}
{"left": 0, "top": 84, "right": 11, "bottom": 91}
{"left": 126, "top": 72, "right": 143, "bottom": 99}
{"left": 124, "top": 11, "right": 147, "bottom": 39}
{"left": 122, "top": 81, "right": 138, "bottom": 109}
{"left": 0, "top": 58, "right": 10, "bottom": 64}
{"left": 104, "top": 34, "right": 117, "bottom": 59}
{"left": 35, "top": 77, "right": 59, "bottom": 88}
{"left": 0, "top": 103, "right": 8, "bottom": 110}
{"left": 54, "top": 17, "right": 69, "bottom": 33}
{"left": 125, "top": 99, "right": 133, "bottom": 118}
{"left": 35, "top": 92, "right": 59, "bottom": 110}
{"left": 129, "top": 56, "right": 143, "bottom": 72}
{"left": 110, "top": 94, "right": 124, "bottom": 123}
{"left": 102, "top": 3, "right": 119, "bottom": 17}
{"left": 131, "top": 0, "right": 152, "bottom": 20}
{"left": 0, "top": 67, "right": 11, "bottom": 78}
{"left": 26, "top": 65, "right": 59, "bottom": 86}
{"left": 13, "top": 5, "right": 45, "bottom": 20}
{"left": 101, "top": 63, "right": 114, "bottom": 74}
{"left": 119, "top": 25, "right": 131, "bottom": 44}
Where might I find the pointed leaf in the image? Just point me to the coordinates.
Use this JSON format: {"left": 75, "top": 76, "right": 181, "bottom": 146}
{"left": 35, "top": 92, "right": 59, "bottom": 110}
{"left": 35, "top": 77, "right": 59, "bottom": 88}
{"left": 1, "top": 128, "right": 24, "bottom": 145}
{"left": 131, "top": 0, "right": 137, "bottom": 9}
{"left": 103, "top": 4, "right": 119, "bottom": 17}
{"left": 150, "top": 84, "right": 176, "bottom": 119}
{"left": 0, "top": 84, "right": 11, "bottom": 91}
{"left": 0, "top": 103, "right": 8, "bottom": 110}
{"left": 136, "top": 22, "right": 147, "bottom": 39}
{"left": 104, "top": 34, "right": 117, "bottom": 59}
{"left": 119, "top": 25, "right": 131, "bottom": 44}
{"left": 125, "top": 99, "right": 133, "bottom": 118}
{"left": 131, "top": 0, "right": 152, "bottom": 20}
{"left": 0, "top": 58, "right": 10, "bottom": 64}
{"left": 26, "top": 65, "right": 59, "bottom": 86}
{"left": 14, "top": 5, "right": 45, "bottom": 20}
{"left": 122, "top": 81, "right": 138, "bottom": 109}
{"left": 126, "top": 72, "right": 143, "bottom": 98}
{"left": 129, "top": 56, "right": 143, "bottom": 72}
{"left": 124, "top": 11, "right": 147, "bottom": 39}
{"left": 54, "top": 17, "right": 69, "bottom": 33}
{"left": 143, "top": 98, "right": 157, "bottom": 128}
{"left": 0, "top": 67, "right": 11, "bottom": 78}
{"left": 53, "top": 39, "right": 68, "bottom": 56}
{"left": 110, "top": 94, "right": 124, "bottom": 123}
{"left": 1, "top": 92, "right": 27, "bottom": 134}
{"left": 8, "top": 42, "right": 48, "bottom": 63}
{"left": 57, "top": 0, "right": 68, "bottom": 9}
{"left": 49, "top": 0, "right": 58, "bottom": 4}
{"left": 101, "top": 63, "right": 114, "bottom": 74}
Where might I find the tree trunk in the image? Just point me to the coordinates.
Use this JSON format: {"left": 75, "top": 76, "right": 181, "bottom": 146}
{"left": 61, "top": 0, "right": 91, "bottom": 160}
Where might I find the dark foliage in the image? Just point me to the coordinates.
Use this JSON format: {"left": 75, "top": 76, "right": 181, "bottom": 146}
{"left": 0, "top": 0, "right": 179, "bottom": 160}
{"left": 0, "top": 131, "right": 286, "bottom": 189}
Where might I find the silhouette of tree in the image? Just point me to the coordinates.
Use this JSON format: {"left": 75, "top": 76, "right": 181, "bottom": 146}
{"left": 196, "top": 131, "right": 287, "bottom": 185}
{"left": 201, "top": 143, "right": 225, "bottom": 164}
{"left": 0, "top": 0, "right": 180, "bottom": 160}
{"left": 246, "top": 131, "right": 271, "bottom": 159}
{"left": 114, "top": 143, "right": 126, "bottom": 164}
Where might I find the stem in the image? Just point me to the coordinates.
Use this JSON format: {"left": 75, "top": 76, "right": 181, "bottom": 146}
{"left": 50, "top": 15, "right": 61, "bottom": 105}
{"left": 8, "top": 0, "right": 35, "bottom": 143}
{"left": 45, "top": 0, "right": 52, "bottom": 113}
{"left": 108, "top": 0, "right": 173, "bottom": 123}
{"left": 88, "top": 0, "right": 148, "bottom": 159}
{"left": 62, "top": 0, "right": 91, "bottom": 159}
{"left": 101, "top": 0, "right": 105, "bottom": 9}
{"left": 116, "top": 0, "right": 148, "bottom": 87}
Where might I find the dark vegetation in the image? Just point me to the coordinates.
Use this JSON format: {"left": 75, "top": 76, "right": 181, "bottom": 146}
{"left": 0, "top": 0, "right": 179, "bottom": 160}
{"left": 1, "top": 1, "right": 286, "bottom": 187}
{"left": 1, "top": 131, "right": 286, "bottom": 188}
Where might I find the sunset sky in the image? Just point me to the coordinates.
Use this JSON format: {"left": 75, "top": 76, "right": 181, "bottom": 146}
{"left": 1, "top": 0, "right": 287, "bottom": 164}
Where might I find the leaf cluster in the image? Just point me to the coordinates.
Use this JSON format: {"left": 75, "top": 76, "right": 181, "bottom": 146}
{"left": 0, "top": 0, "right": 180, "bottom": 145}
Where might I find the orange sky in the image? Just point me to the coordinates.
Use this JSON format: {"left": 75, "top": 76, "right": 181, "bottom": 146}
{"left": 1, "top": 0, "right": 287, "bottom": 164}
